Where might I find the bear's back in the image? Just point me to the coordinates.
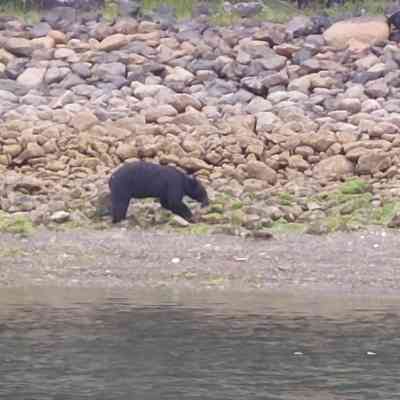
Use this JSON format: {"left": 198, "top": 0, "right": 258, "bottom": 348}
{"left": 111, "top": 161, "right": 185, "bottom": 199}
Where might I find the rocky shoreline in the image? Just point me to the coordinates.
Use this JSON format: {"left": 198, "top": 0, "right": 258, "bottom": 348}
{"left": 1, "top": 10, "right": 400, "bottom": 236}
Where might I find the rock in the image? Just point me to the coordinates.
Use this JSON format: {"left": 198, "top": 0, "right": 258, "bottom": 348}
{"left": 356, "top": 151, "right": 391, "bottom": 174}
{"left": 287, "top": 16, "right": 314, "bottom": 38}
{"left": 240, "top": 40, "right": 276, "bottom": 60}
{"left": 30, "top": 22, "right": 51, "bottom": 38}
{"left": 16, "top": 68, "right": 46, "bottom": 88}
{"left": 289, "top": 155, "right": 309, "bottom": 171}
{"left": 288, "top": 75, "right": 311, "bottom": 93}
{"left": 245, "top": 97, "right": 272, "bottom": 113}
{"left": 365, "top": 79, "right": 389, "bottom": 98}
{"left": 306, "top": 220, "right": 330, "bottom": 235}
{"left": 313, "top": 155, "right": 354, "bottom": 181}
{"left": 388, "top": 212, "right": 400, "bottom": 228}
{"left": 98, "top": 34, "right": 129, "bottom": 51}
{"left": 54, "top": 47, "right": 76, "bottom": 59}
{"left": 246, "top": 160, "right": 277, "bottom": 185}
{"left": 49, "top": 210, "right": 70, "bottom": 223}
{"left": 337, "top": 98, "right": 362, "bottom": 114}
{"left": 93, "top": 62, "right": 126, "bottom": 78}
{"left": 71, "top": 111, "right": 98, "bottom": 131}
{"left": 180, "top": 157, "right": 211, "bottom": 172}
{"left": 115, "top": 143, "right": 137, "bottom": 160}
{"left": 15, "top": 142, "right": 45, "bottom": 163}
{"left": 5, "top": 38, "right": 33, "bottom": 57}
{"left": 48, "top": 30, "right": 67, "bottom": 44}
{"left": 165, "top": 66, "right": 194, "bottom": 84}
{"left": 256, "top": 112, "right": 281, "bottom": 133}
{"left": 0, "top": 49, "right": 15, "bottom": 65}
{"left": 45, "top": 67, "right": 69, "bottom": 84}
{"left": 252, "top": 229, "right": 274, "bottom": 240}
{"left": 0, "top": 90, "right": 18, "bottom": 103}
{"left": 144, "top": 104, "right": 178, "bottom": 122}
{"left": 173, "top": 108, "right": 210, "bottom": 126}
{"left": 323, "top": 17, "right": 390, "bottom": 48}
{"left": 3, "top": 144, "right": 22, "bottom": 157}
{"left": 254, "top": 23, "right": 287, "bottom": 46}
{"left": 31, "top": 36, "right": 55, "bottom": 49}
{"left": 169, "top": 94, "right": 202, "bottom": 113}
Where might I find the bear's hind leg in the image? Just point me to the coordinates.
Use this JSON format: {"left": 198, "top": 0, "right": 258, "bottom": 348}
{"left": 111, "top": 196, "right": 130, "bottom": 223}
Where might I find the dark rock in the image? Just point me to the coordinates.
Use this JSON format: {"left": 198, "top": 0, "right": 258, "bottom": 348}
{"left": 252, "top": 230, "right": 274, "bottom": 240}
{"left": 189, "top": 59, "right": 216, "bottom": 73}
{"left": 388, "top": 212, "right": 400, "bottom": 228}
{"left": 244, "top": 61, "right": 266, "bottom": 76}
{"left": 206, "top": 79, "right": 238, "bottom": 97}
{"left": 176, "top": 29, "right": 202, "bottom": 43}
{"left": 351, "top": 71, "right": 380, "bottom": 85}
{"left": 127, "top": 67, "right": 147, "bottom": 84}
{"left": 5, "top": 59, "right": 28, "bottom": 80}
{"left": 310, "top": 15, "right": 332, "bottom": 34}
{"left": 287, "top": 16, "right": 314, "bottom": 38}
{"left": 292, "top": 47, "right": 316, "bottom": 65}
{"left": 71, "top": 84, "right": 97, "bottom": 97}
{"left": 59, "top": 73, "right": 85, "bottom": 89}
{"left": 219, "top": 88, "right": 253, "bottom": 105}
{"left": 390, "top": 30, "right": 400, "bottom": 42}
{"left": 241, "top": 76, "right": 266, "bottom": 95}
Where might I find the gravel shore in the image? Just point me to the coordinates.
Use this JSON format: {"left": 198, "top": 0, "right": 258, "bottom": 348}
{"left": 1, "top": 227, "right": 399, "bottom": 295}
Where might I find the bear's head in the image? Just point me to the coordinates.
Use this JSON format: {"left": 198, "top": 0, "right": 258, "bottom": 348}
{"left": 185, "top": 176, "right": 209, "bottom": 208}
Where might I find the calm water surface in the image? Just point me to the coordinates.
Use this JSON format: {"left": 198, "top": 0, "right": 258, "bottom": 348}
{"left": 0, "top": 288, "right": 400, "bottom": 399}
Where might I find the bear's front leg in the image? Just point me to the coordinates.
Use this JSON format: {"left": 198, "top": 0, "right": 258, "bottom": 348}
{"left": 170, "top": 202, "right": 193, "bottom": 222}
{"left": 161, "top": 198, "right": 193, "bottom": 222}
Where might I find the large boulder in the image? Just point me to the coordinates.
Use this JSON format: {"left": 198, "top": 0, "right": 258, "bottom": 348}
{"left": 323, "top": 17, "right": 390, "bottom": 48}
{"left": 313, "top": 155, "right": 354, "bottom": 181}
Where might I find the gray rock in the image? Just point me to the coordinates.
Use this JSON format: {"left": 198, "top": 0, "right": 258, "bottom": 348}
{"left": 45, "top": 67, "right": 70, "bottom": 84}
{"left": 365, "top": 78, "right": 389, "bottom": 98}
{"left": 30, "top": 22, "right": 52, "bottom": 38}
{"left": 17, "top": 67, "right": 47, "bottom": 88}
{"left": 245, "top": 97, "right": 272, "bottom": 113}
{"left": 5, "top": 38, "right": 33, "bottom": 57}
{"left": 71, "top": 62, "right": 92, "bottom": 78}
{"left": 0, "top": 90, "right": 18, "bottom": 103}
{"left": 256, "top": 112, "right": 281, "bottom": 133}
{"left": 21, "top": 93, "right": 47, "bottom": 106}
{"left": 287, "top": 16, "right": 314, "bottom": 38}
{"left": 93, "top": 62, "right": 126, "bottom": 79}
{"left": 5, "top": 59, "right": 28, "bottom": 80}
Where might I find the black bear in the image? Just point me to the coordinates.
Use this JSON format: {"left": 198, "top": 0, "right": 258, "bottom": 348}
{"left": 109, "top": 161, "right": 209, "bottom": 223}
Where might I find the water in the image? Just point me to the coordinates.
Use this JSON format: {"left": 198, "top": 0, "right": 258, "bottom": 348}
{"left": 1, "top": 288, "right": 400, "bottom": 399}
